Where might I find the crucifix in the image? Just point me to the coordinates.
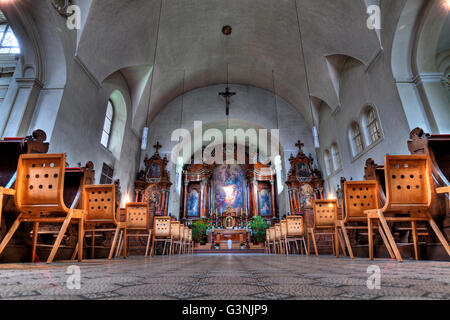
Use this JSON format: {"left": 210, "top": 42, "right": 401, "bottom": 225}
{"left": 295, "top": 140, "right": 304, "bottom": 152}
{"left": 219, "top": 87, "right": 236, "bottom": 116}
{"left": 153, "top": 141, "right": 162, "bottom": 153}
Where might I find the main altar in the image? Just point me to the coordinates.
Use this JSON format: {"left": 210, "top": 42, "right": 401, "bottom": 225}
{"left": 181, "top": 145, "right": 277, "bottom": 225}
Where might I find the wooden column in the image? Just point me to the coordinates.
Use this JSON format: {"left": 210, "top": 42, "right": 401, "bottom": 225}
{"left": 252, "top": 179, "right": 258, "bottom": 216}
{"left": 289, "top": 190, "right": 295, "bottom": 215}
{"left": 183, "top": 181, "right": 189, "bottom": 220}
{"left": 270, "top": 179, "right": 276, "bottom": 220}
{"left": 165, "top": 190, "right": 169, "bottom": 216}
{"left": 200, "top": 181, "right": 206, "bottom": 218}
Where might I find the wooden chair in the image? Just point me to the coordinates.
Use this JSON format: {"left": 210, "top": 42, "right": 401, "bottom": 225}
{"left": 268, "top": 227, "right": 276, "bottom": 254}
{"left": 0, "top": 154, "right": 85, "bottom": 264}
{"left": 280, "top": 220, "right": 287, "bottom": 255}
{"left": 82, "top": 184, "right": 127, "bottom": 260}
{"left": 183, "top": 226, "right": 190, "bottom": 254}
{"left": 365, "top": 155, "right": 450, "bottom": 262}
{"left": 170, "top": 221, "right": 181, "bottom": 255}
{"left": 121, "top": 202, "right": 152, "bottom": 257}
{"left": 338, "top": 181, "right": 395, "bottom": 260}
{"left": 179, "top": 224, "right": 185, "bottom": 255}
{"left": 0, "top": 187, "right": 15, "bottom": 229}
{"left": 274, "top": 223, "right": 282, "bottom": 254}
{"left": 308, "top": 200, "right": 339, "bottom": 257}
{"left": 188, "top": 228, "right": 193, "bottom": 254}
{"left": 265, "top": 229, "right": 271, "bottom": 254}
{"left": 285, "top": 215, "right": 308, "bottom": 255}
{"left": 151, "top": 216, "right": 172, "bottom": 256}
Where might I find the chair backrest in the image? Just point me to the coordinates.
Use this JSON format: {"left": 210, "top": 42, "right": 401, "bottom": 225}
{"left": 126, "top": 202, "right": 149, "bottom": 230}
{"left": 344, "top": 181, "right": 380, "bottom": 222}
{"left": 268, "top": 227, "right": 276, "bottom": 241}
{"left": 266, "top": 229, "right": 270, "bottom": 242}
{"left": 188, "top": 228, "right": 192, "bottom": 242}
{"left": 313, "top": 200, "right": 338, "bottom": 228}
{"left": 384, "top": 155, "right": 431, "bottom": 213}
{"left": 274, "top": 224, "right": 281, "bottom": 240}
{"left": 171, "top": 221, "right": 181, "bottom": 240}
{"left": 83, "top": 184, "right": 117, "bottom": 224}
{"left": 280, "top": 220, "right": 287, "bottom": 238}
{"left": 184, "top": 226, "right": 189, "bottom": 241}
{"left": 15, "top": 154, "right": 67, "bottom": 215}
{"left": 286, "top": 215, "right": 305, "bottom": 237}
{"left": 153, "top": 216, "right": 171, "bottom": 237}
{"left": 180, "top": 225, "right": 185, "bottom": 241}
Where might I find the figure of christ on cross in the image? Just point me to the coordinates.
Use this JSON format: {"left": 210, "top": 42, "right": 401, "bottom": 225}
{"left": 219, "top": 87, "right": 236, "bottom": 116}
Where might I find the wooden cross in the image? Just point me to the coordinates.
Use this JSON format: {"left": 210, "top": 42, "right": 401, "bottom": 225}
{"left": 153, "top": 141, "right": 162, "bottom": 153}
{"left": 295, "top": 140, "right": 304, "bottom": 152}
{"left": 219, "top": 87, "right": 236, "bottom": 116}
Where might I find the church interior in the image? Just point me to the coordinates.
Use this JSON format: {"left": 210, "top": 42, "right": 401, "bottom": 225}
{"left": 0, "top": 0, "right": 449, "bottom": 303}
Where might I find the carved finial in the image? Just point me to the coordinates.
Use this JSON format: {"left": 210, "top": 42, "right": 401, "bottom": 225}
{"left": 153, "top": 141, "right": 162, "bottom": 153}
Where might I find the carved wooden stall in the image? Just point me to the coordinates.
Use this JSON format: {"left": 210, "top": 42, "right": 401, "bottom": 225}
{"left": 135, "top": 143, "right": 172, "bottom": 223}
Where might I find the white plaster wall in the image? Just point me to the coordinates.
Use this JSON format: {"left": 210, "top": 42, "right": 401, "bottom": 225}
{"left": 144, "top": 84, "right": 316, "bottom": 219}
{"left": 318, "top": 54, "right": 411, "bottom": 197}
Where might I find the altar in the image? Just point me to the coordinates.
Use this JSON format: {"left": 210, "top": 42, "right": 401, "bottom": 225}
{"left": 210, "top": 229, "right": 251, "bottom": 244}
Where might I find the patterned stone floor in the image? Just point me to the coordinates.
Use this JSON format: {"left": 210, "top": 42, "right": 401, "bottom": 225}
{"left": 0, "top": 254, "right": 449, "bottom": 300}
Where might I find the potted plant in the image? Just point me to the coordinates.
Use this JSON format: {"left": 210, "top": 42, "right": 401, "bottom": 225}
{"left": 249, "top": 216, "right": 269, "bottom": 246}
{"left": 191, "top": 218, "right": 209, "bottom": 245}
{"left": 240, "top": 242, "right": 246, "bottom": 249}
{"left": 215, "top": 242, "right": 220, "bottom": 250}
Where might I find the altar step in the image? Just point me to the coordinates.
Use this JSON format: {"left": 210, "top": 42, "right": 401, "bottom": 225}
{"left": 194, "top": 243, "right": 265, "bottom": 254}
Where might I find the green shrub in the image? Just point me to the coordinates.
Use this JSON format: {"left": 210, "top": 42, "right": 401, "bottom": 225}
{"left": 191, "top": 219, "right": 209, "bottom": 244}
{"left": 249, "top": 216, "right": 270, "bottom": 243}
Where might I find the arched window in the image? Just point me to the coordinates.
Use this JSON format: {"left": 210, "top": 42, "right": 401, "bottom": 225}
{"left": 331, "top": 143, "right": 342, "bottom": 171}
{"left": 0, "top": 11, "right": 20, "bottom": 54}
{"left": 101, "top": 100, "right": 114, "bottom": 148}
{"left": 350, "top": 122, "right": 364, "bottom": 156}
{"left": 324, "top": 150, "right": 333, "bottom": 176}
{"left": 365, "top": 107, "right": 382, "bottom": 144}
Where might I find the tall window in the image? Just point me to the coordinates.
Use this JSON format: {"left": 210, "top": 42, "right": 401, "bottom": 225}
{"left": 324, "top": 150, "right": 333, "bottom": 176}
{"left": 0, "top": 11, "right": 20, "bottom": 54}
{"left": 366, "top": 107, "right": 382, "bottom": 144}
{"left": 350, "top": 122, "right": 364, "bottom": 156}
{"left": 101, "top": 100, "right": 114, "bottom": 148}
{"left": 331, "top": 143, "right": 342, "bottom": 171}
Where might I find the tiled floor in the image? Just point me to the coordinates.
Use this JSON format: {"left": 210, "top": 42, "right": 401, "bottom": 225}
{"left": 0, "top": 254, "right": 449, "bottom": 300}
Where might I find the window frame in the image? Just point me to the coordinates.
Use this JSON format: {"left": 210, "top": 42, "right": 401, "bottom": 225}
{"left": 349, "top": 122, "right": 364, "bottom": 157}
{"left": 365, "top": 107, "right": 382, "bottom": 145}
{"left": 331, "top": 143, "right": 342, "bottom": 171}
{"left": 101, "top": 100, "right": 114, "bottom": 149}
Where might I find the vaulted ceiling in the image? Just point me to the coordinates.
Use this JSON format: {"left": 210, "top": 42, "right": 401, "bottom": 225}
{"left": 76, "top": 0, "right": 382, "bottom": 131}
